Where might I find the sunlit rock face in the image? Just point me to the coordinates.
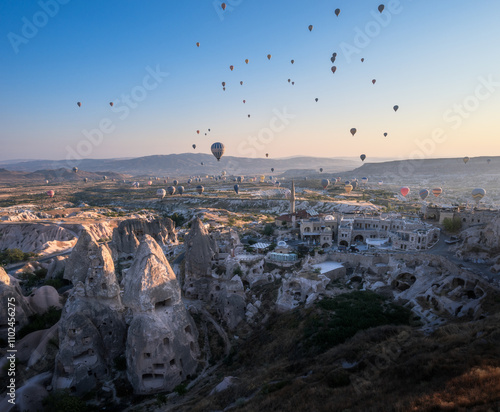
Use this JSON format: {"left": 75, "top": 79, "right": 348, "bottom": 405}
{"left": 111, "top": 217, "right": 177, "bottom": 257}
{"left": 63, "top": 229, "right": 115, "bottom": 290}
{"left": 123, "top": 235, "right": 199, "bottom": 394}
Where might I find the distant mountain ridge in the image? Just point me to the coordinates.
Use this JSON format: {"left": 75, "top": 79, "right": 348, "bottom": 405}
{"left": 0, "top": 154, "right": 359, "bottom": 176}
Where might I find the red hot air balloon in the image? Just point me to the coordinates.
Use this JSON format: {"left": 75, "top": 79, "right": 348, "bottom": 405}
{"left": 109, "top": 102, "right": 114, "bottom": 107}
{"left": 400, "top": 187, "right": 410, "bottom": 197}
{"left": 196, "top": 42, "right": 200, "bottom": 47}
{"left": 372, "top": 79, "right": 376, "bottom": 84}
{"left": 46, "top": 190, "right": 55, "bottom": 198}
{"left": 331, "top": 66, "right": 337, "bottom": 74}
{"left": 77, "top": 102, "right": 81, "bottom": 107}
{"left": 221, "top": 3, "right": 226, "bottom": 10}
{"left": 432, "top": 187, "right": 443, "bottom": 197}
{"left": 229, "top": 65, "right": 234, "bottom": 71}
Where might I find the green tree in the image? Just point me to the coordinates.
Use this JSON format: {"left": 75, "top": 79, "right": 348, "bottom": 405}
{"left": 442, "top": 217, "right": 462, "bottom": 233}
{"left": 263, "top": 224, "right": 275, "bottom": 236}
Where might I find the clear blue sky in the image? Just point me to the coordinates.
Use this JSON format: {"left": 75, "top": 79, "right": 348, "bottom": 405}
{"left": 1, "top": 0, "right": 500, "bottom": 161}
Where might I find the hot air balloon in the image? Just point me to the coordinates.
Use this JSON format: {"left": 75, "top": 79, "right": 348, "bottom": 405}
{"left": 77, "top": 102, "right": 81, "bottom": 107}
{"left": 315, "top": 98, "right": 318, "bottom": 102}
{"left": 187, "top": 178, "right": 192, "bottom": 184}
{"left": 378, "top": 4, "right": 385, "bottom": 13}
{"left": 351, "top": 181, "right": 358, "bottom": 190}
{"left": 211, "top": 142, "right": 225, "bottom": 161}
{"left": 331, "top": 56, "right": 336, "bottom": 63}
{"left": 291, "top": 82, "right": 295, "bottom": 85}
{"left": 248, "top": 114, "right": 251, "bottom": 118}
{"left": 72, "top": 167, "right": 78, "bottom": 173}
{"left": 319, "top": 168, "right": 323, "bottom": 173}
{"left": 267, "top": 54, "right": 272, "bottom": 60}
{"left": 148, "top": 181, "right": 153, "bottom": 186}
{"left": 260, "top": 175, "right": 265, "bottom": 183}
{"left": 360, "top": 154, "right": 366, "bottom": 161}
{"left": 271, "top": 168, "right": 274, "bottom": 172}
{"left": 221, "top": 2, "right": 226, "bottom": 10}
{"left": 472, "top": 188, "right": 486, "bottom": 205}
{"left": 265, "top": 153, "right": 269, "bottom": 158}
{"left": 384, "top": 132, "right": 388, "bottom": 137}
{"left": 372, "top": 79, "right": 376, "bottom": 84}
{"left": 177, "top": 186, "right": 184, "bottom": 195}
{"left": 83, "top": 178, "right": 88, "bottom": 183}
{"left": 237, "top": 176, "right": 244, "bottom": 183}
{"left": 222, "top": 82, "right": 225, "bottom": 87}
{"left": 201, "top": 162, "right": 204, "bottom": 166}
{"left": 240, "top": 81, "right": 243, "bottom": 85}
{"left": 361, "top": 177, "right": 368, "bottom": 185}
{"left": 335, "top": 8, "right": 340, "bottom": 16}
{"left": 308, "top": 25, "right": 313, "bottom": 32}
{"left": 46, "top": 190, "right": 55, "bottom": 198}
{"left": 245, "top": 59, "right": 249, "bottom": 64}
{"left": 350, "top": 128, "right": 357, "bottom": 136}
{"left": 103, "top": 176, "right": 107, "bottom": 181}
{"left": 378, "top": 181, "right": 383, "bottom": 185}
{"left": 361, "top": 58, "right": 365, "bottom": 62}
{"left": 321, "top": 179, "right": 330, "bottom": 189}
{"left": 331, "top": 66, "right": 337, "bottom": 74}
{"left": 196, "top": 185, "right": 204, "bottom": 194}
{"left": 463, "top": 156, "right": 470, "bottom": 164}
{"left": 345, "top": 184, "right": 353, "bottom": 194}
{"left": 400, "top": 187, "right": 410, "bottom": 197}
{"left": 419, "top": 189, "right": 429, "bottom": 201}
{"left": 196, "top": 42, "right": 200, "bottom": 47}
{"left": 291, "top": 59, "right": 294, "bottom": 64}
{"left": 157, "top": 189, "right": 166, "bottom": 199}
{"left": 432, "top": 187, "right": 442, "bottom": 197}
{"left": 164, "top": 179, "right": 168, "bottom": 184}
{"left": 234, "top": 184, "right": 239, "bottom": 194}
{"left": 173, "top": 179, "right": 178, "bottom": 186}
{"left": 229, "top": 65, "right": 234, "bottom": 71}
{"left": 192, "top": 144, "right": 196, "bottom": 149}
{"left": 243, "top": 100, "right": 246, "bottom": 103}
{"left": 45, "top": 180, "right": 49, "bottom": 184}
{"left": 393, "top": 105, "right": 399, "bottom": 112}
{"left": 288, "top": 79, "right": 291, "bottom": 83}
{"left": 167, "top": 186, "right": 176, "bottom": 195}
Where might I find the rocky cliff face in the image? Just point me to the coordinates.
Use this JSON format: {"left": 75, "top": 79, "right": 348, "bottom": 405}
{"left": 184, "top": 218, "right": 217, "bottom": 280}
{"left": 63, "top": 229, "right": 115, "bottom": 289}
{"left": 0, "top": 223, "right": 77, "bottom": 254}
{"left": 111, "top": 217, "right": 177, "bottom": 257}
{"left": 0, "top": 267, "right": 33, "bottom": 330}
{"left": 53, "top": 237, "right": 126, "bottom": 395}
{"left": 123, "top": 235, "right": 199, "bottom": 394}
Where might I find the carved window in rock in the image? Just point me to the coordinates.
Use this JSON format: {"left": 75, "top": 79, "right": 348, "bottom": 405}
{"left": 144, "top": 353, "right": 151, "bottom": 359}
{"left": 155, "top": 298, "right": 173, "bottom": 309}
{"left": 163, "top": 337, "right": 170, "bottom": 346}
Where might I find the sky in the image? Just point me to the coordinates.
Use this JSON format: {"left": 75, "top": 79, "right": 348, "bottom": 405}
{"left": 1, "top": 0, "right": 500, "bottom": 162}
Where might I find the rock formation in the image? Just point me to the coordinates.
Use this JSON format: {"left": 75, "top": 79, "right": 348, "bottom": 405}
{"left": 53, "top": 237, "right": 126, "bottom": 395}
{"left": 0, "top": 223, "right": 77, "bottom": 254}
{"left": 184, "top": 218, "right": 217, "bottom": 280}
{"left": 27, "top": 285, "right": 62, "bottom": 315}
{"left": 123, "top": 235, "right": 199, "bottom": 394}
{"left": 111, "top": 217, "right": 177, "bottom": 257}
{"left": 0, "top": 267, "right": 33, "bottom": 329}
{"left": 63, "top": 229, "right": 115, "bottom": 288}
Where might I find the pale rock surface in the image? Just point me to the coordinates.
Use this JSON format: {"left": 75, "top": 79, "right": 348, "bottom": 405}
{"left": 28, "top": 285, "right": 62, "bottom": 314}
{"left": 112, "top": 217, "right": 177, "bottom": 256}
{"left": 276, "top": 273, "right": 331, "bottom": 312}
{"left": 123, "top": 235, "right": 200, "bottom": 394}
{"left": 0, "top": 267, "right": 33, "bottom": 329}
